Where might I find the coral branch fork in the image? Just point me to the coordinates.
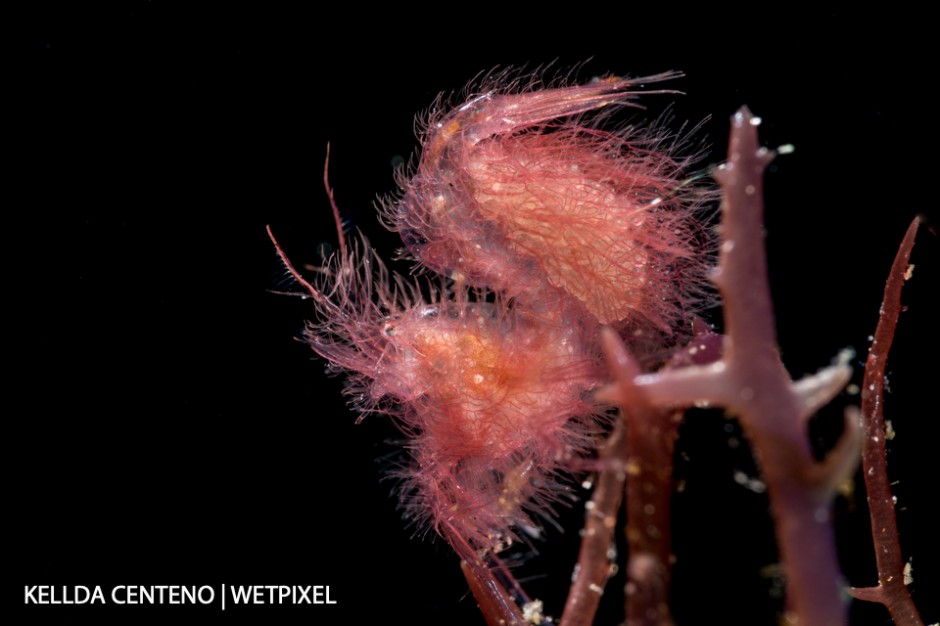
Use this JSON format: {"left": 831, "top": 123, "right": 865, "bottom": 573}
{"left": 600, "top": 108, "right": 860, "bottom": 626}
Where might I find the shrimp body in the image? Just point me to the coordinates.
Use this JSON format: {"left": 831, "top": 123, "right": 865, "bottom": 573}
{"left": 277, "top": 232, "right": 604, "bottom": 555}
{"left": 389, "top": 73, "right": 711, "bottom": 328}
{"left": 383, "top": 300, "right": 604, "bottom": 554}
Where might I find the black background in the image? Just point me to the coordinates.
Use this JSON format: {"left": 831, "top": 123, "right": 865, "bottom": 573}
{"left": 12, "top": 5, "right": 938, "bottom": 625}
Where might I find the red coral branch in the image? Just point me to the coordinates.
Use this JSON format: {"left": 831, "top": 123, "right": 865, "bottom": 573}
{"left": 596, "top": 327, "right": 679, "bottom": 626}
{"left": 564, "top": 327, "right": 680, "bottom": 626}
{"left": 848, "top": 216, "right": 924, "bottom": 626}
{"left": 460, "top": 556, "right": 527, "bottom": 626}
{"left": 559, "top": 399, "right": 626, "bottom": 626}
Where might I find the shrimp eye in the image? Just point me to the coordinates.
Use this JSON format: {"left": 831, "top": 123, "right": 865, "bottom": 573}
{"left": 400, "top": 226, "right": 428, "bottom": 251}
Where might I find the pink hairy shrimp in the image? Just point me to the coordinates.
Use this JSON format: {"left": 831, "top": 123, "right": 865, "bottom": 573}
{"left": 387, "top": 70, "right": 712, "bottom": 330}
{"left": 267, "top": 169, "right": 607, "bottom": 563}
{"left": 269, "top": 68, "right": 712, "bottom": 601}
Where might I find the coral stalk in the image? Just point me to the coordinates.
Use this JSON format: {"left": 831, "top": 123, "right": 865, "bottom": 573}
{"left": 598, "top": 327, "right": 678, "bottom": 626}
{"left": 559, "top": 405, "right": 626, "bottom": 626}
{"left": 602, "top": 108, "right": 860, "bottom": 625}
{"left": 709, "top": 109, "right": 849, "bottom": 625}
{"left": 849, "top": 216, "right": 924, "bottom": 626}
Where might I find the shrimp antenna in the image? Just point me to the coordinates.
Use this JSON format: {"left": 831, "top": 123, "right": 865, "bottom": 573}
{"left": 266, "top": 224, "right": 321, "bottom": 302}
{"left": 324, "top": 143, "right": 348, "bottom": 258}
{"left": 266, "top": 143, "right": 351, "bottom": 302}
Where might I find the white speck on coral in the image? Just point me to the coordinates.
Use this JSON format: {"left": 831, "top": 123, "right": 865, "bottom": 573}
{"left": 522, "top": 600, "right": 544, "bottom": 625}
